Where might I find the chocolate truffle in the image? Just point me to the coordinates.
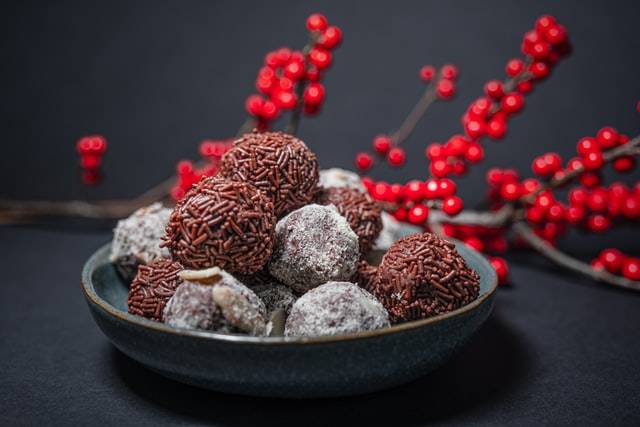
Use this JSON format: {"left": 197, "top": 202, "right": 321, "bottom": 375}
{"left": 351, "top": 260, "right": 378, "bottom": 293}
{"left": 110, "top": 203, "right": 171, "bottom": 281}
{"left": 372, "top": 233, "right": 480, "bottom": 324}
{"left": 163, "top": 176, "right": 276, "bottom": 274}
{"left": 219, "top": 130, "right": 320, "bottom": 217}
{"left": 127, "top": 259, "right": 183, "bottom": 321}
{"left": 318, "top": 187, "right": 383, "bottom": 254}
{"left": 319, "top": 168, "right": 366, "bottom": 192}
{"left": 269, "top": 204, "right": 360, "bottom": 293}
{"left": 285, "top": 281, "right": 390, "bottom": 337}
{"left": 163, "top": 267, "right": 269, "bottom": 335}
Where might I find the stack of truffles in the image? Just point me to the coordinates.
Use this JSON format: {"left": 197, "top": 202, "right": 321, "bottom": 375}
{"left": 111, "top": 131, "right": 480, "bottom": 337}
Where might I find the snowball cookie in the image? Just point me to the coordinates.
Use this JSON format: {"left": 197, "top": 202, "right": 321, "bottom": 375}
{"left": 163, "top": 176, "right": 276, "bottom": 274}
{"left": 372, "top": 233, "right": 480, "bottom": 324}
{"left": 163, "top": 267, "right": 269, "bottom": 336}
{"left": 219, "top": 130, "right": 320, "bottom": 217}
{"left": 318, "top": 168, "right": 366, "bottom": 192}
{"left": 250, "top": 283, "right": 297, "bottom": 317}
{"left": 110, "top": 203, "right": 171, "bottom": 281}
{"left": 285, "top": 281, "right": 390, "bottom": 337}
{"left": 268, "top": 204, "right": 360, "bottom": 293}
{"left": 317, "top": 187, "right": 383, "bottom": 254}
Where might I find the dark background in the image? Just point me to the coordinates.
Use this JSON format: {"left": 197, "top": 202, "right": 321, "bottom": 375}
{"left": 1, "top": 0, "right": 640, "bottom": 425}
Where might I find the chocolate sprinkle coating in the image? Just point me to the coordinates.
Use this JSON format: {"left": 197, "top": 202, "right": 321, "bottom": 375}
{"left": 219, "top": 130, "right": 320, "bottom": 217}
{"left": 268, "top": 204, "right": 360, "bottom": 293}
{"left": 127, "top": 259, "right": 183, "bottom": 321}
{"left": 163, "top": 176, "right": 276, "bottom": 274}
{"left": 285, "top": 281, "right": 390, "bottom": 337}
{"left": 318, "top": 187, "right": 383, "bottom": 254}
{"left": 351, "top": 260, "right": 378, "bottom": 293}
{"left": 372, "top": 233, "right": 480, "bottom": 324}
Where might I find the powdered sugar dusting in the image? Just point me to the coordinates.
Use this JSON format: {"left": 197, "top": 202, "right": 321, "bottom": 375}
{"left": 269, "top": 204, "right": 359, "bottom": 293}
{"left": 285, "top": 281, "right": 390, "bottom": 337}
{"left": 319, "top": 168, "right": 366, "bottom": 192}
{"left": 110, "top": 203, "right": 171, "bottom": 279}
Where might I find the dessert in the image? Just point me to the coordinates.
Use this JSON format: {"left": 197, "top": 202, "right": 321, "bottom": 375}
{"left": 163, "top": 176, "right": 276, "bottom": 274}
{"left": 219, "top": 130, "right": 319, "bottom": 217}
{"left": 110, "top": 203, "right": 171, "bottom": 281}
{"left": 163, "top": 267, "right": 269, "bottom": 335}
{"left": 351, "top": 260, "right": 378, "bottom": 293}
{"left": 285, "top": 281, "right": 390, "bottom": 337}
{"left": 127, "top": 259, "right": 183, "bottom": 321}
{"left": 317, "top": 186, "right": 382, "bottom": 254}
{"left": 269, "top": 204, "right": 359, "bottom": 293}
{"left": 318, "top": 168, "right": 366, "bottom": 192}
{"left": 372, "top": 232, "right": 480, "bottom": 323}
{"left": 250, "top": 283, "right": 297, "bottom": 317}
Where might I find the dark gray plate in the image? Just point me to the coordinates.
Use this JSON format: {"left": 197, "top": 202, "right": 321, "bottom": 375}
{"left": 82, "top": 239, "right": 497, "bottom": 398}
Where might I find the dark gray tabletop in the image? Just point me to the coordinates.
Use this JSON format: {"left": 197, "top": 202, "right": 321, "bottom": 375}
{"left": 2, "top": 1, "right": 639, "bottom": 425}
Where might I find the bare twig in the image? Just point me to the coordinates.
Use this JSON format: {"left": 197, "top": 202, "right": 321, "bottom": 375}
{"left": 513, "top": 221, "right": 640, "bottom": 291}
{"left": 391, "top": 84, "right": 438, "bottom": 145}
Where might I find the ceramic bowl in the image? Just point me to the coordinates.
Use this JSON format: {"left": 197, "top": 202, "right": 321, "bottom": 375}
{"left": 82, "top": 237, "right": 497, "bottom": 398}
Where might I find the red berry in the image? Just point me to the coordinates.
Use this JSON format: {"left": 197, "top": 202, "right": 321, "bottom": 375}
{"left": 599, "top": 248, "right": 624, "bottom": 273}
{"left": 445, "top": 135, "right": 469, "bottom": 156}
{"left": 586, "top": 214, "right": 610, "bottom": 232}
{"left": 317, "top": 26, "right": 342, "bottom": 49}
{"left": 387, "top": 147, "right": 406, "bottom": 167}
{"left": 622, "top": 194, "right": 640, "bottom": 219}
{"left": 577, "top": 137, "right": 598, "bottom": 155}
{"left": 81, "top": 154, "right": 101, "bottom": 170}
{"left": 442, "top": 196, "right": 464, "bottom": 216}
{"left": 430, "top": 159, "right": 450, "bottom": 177}
{"left": 506, "top": 58, "right": 525, "bottom": 76}
{"left": 245, "top": 94, "right": 264, "bottom": 116}
{"left": 596, "top": 127, "right": 619, "bottom": 149}
{"left": 546, "top": 203, "right": 566, "bottom": 222}
{"left": 451, "top": 160, "right": 467, "bottom": 176}
{"left": 517, "top": 80, "right": 534, "bottom": 94}
{"left": 535, "top": 15, "right": 557, "bottom": 34}
{"left": 419, "top": 65, "right": 436, "bottom": 82}
{"left": 408, "top": 204, "right": 429, "bottom": 224}
{"left": 464, "top": 119, "right": 485, "bottom": 139}
{"left": 303, "top": 83, "right": 325, "bottom": 105}
{"left": 582, "top": 150, "right": 604, "bottom": 170}
{"left": 436, "top": 79, "right": 455, "bottom": 99}
{"left": 272, "top": 89, "right": 297, "bottom": 109}
{"left": 487, "top": 117, "right": 507, "bottom": 139}
{"left": 500, "top": 182, "right": 522, "bottom": 201}
{"left": 568, "top": 188, "right": 588, "bottom": 206}
{"left": 260, "top": 100, "right": 280, "bottom": 120}
{"left": 532, "top": 156, "right": 552, "bottom": 177}
{"left": 373, "top": 135, "right": 392, "bottom": 155}
{"left": 306, "top": 13, "right": 328, "bottom": 31}
{"left": 355, "top": 152, "right": 373, "bottom": 171}
{"left": 438, "top": 178, "right": 457, "bottom": 197}
{"left": 426, "top": 143, "right": 445, "bottom": 160}
{"left": 305, "top": 66, "right": 321, "bottom": 82}
{"left": 403, "top": 180, "right": 425, "bottom": 202}
{"left": 522, "top": 178, "right": 541, "bottom": 195}
{"left": 566, "top": 206, "right": 585, "bottom": 224}
{"left": 424, "top": 179, "right": 441, "bottom": 199}
{"left": 308, "top": 48, "right": 332, "bottom": 70}
{"left": 303, "top": 102, "right": 321, "bottom": 116}
{"left": 76, "top": 137, "right": 92, "bottom": 155}
{"left": 487, "top": 236, "right": 508, "bottom": 253}
{"left": 275, "top": 47, "right": 292, "bottom": 64}
{"left": 283, "top": 61, "right": 305, "bottom": 81}
{"left": 530, "top": 42, "right": 551, "bottom": 59}
{"left": 587, "top": 187, "right": 608, "bottom": 212}
{"left": 534, "top": 191, "right": 555, "bottom": 211}
{"left": 393, "top": 207, "right": 408, "bottom": 222}
{"left": 486, "top": 168, "right": 504, "bottom": 187}
{"left": 591, "top": 259, "right": 605, "bottom": 271}
{"left": 501, "top": 92, "right": 524, "bottom": 114}
{"left": 464, "top": 237, "right": 484, "bottom": 252}
{"left": 529, "top": 61, "right": 550, "bottom": 79}
{"left": 176, "top": 160, "right": 194, "bottom": 176}
{"left": 441, "top": 64, "right": 458, "bottom": 80}
{"left": 465, "top": 142, "right": 484, "bottom": 163}
{"left": 490, "top": 256, "right": 509, "bottom": 285}
{"left": 580, "top": 172, "right": 601, "bottom": 188}
{"left": 371, "top": 181, "right": 392, "bottom": 201}
{"left": 484, "top": 80, "right": 504, "bottom": 99}
{"left": 566, "top": 157, "right": 584, "bottom": 172}
{"left": 613, "top": 156, "right": 635, "bottom": 173}
{"left": 621, "top": 258, "right": 640, "bottom": 281}
{"left": 544, "top": 24, "right": 567, "bottom": 45}
{"left": 468, "top": 97, "right": 492, "bottom": 118}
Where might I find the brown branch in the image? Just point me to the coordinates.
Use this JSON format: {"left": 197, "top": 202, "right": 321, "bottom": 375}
{"left": 391, "top": 83, "right": 438, "bottom": 145}
{"left": 513, "top": 221, "right": 640, "bottom": 291}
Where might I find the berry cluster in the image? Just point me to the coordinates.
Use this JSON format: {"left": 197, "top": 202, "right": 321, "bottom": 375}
{"left": 592, "top": 249, "right": 640, "bottom": 281}
{"left": 354, "top": 64, "right": 458, "bottom": 171}
{"left": 76, "top": 135, "right": 108, "bottom": 185}
{"left": 170, "top": 139, "right": 232, "bottom": 200}
{"left": 245, "top": 13, "right": 341, "bottom": 125}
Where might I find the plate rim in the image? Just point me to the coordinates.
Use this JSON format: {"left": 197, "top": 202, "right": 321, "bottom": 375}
{"left": 82, "top": 240, "right": 497, "bottom": 346}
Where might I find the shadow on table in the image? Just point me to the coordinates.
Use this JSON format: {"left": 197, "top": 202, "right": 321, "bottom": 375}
{"left": 110, "top": 311, "right": 532, "bottom": 425}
